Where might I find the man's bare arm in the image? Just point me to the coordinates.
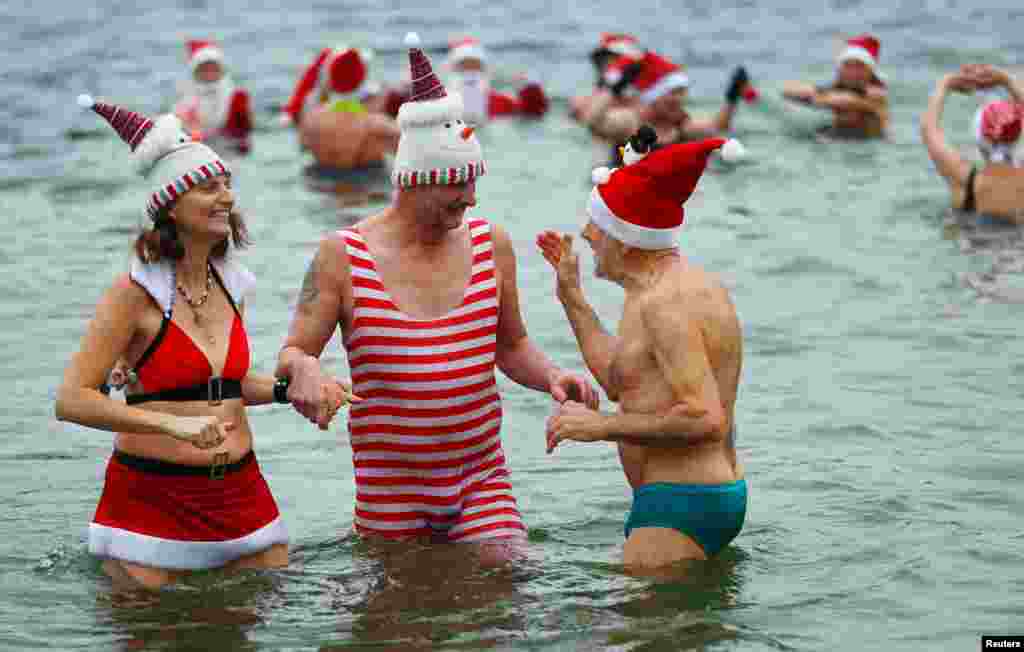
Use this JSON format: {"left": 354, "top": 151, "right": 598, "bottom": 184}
{"left": 275, "top": 232, "right": 351, "bottom": 379}
{"left": 602, "top": 297, "right": 728, "bottom": 444}
{"left": 559, "top": 291, "right": 619, "bottom": 399}
{"left": 492, "top": 224, "right": 562, "bottom": 392}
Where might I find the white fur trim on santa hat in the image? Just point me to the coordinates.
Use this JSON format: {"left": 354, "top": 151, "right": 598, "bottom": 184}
{"left": 836, "top": 45, "right": 876, "bottom": 68}
{"left": 639, "top": 71, "right": 690, "bottom": 104}
{"left": 448, "top": 42, "right": 487, "bottom": 66}
{"left": 190, "top": 45, "right": 224, "bottom": 71}
{"left": 836, "top": 45, "right": 888, "bottom": 82}
{"left": 397, "top": 92, "right": 466, "bottom": 127}
{"left": 587, "top": 186, "right": 680, "bottom": 250}
{"left": 130, "top": 255, "right": 254, "bottom": 316}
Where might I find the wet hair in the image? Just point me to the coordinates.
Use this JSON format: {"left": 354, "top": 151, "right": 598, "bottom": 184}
{"left": 133, "top": 203, "right": 250, "bottom": 262}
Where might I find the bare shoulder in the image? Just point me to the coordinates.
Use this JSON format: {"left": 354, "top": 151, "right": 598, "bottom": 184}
{"left": 112, "top": 272, "right": 153, "bottom": 306}
{"left": 488, "top": 221, "right": 513, "bottom": 251}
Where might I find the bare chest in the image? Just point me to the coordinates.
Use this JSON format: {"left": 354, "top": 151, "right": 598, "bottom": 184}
{"left": 371, "top": 247, "right": 475, "bottom": 320}
{"left": 607, "top": 311, "right": 655, "bottom": 399}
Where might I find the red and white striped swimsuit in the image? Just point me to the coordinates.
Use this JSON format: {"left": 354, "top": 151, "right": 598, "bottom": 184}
{"left": 340, "top": 219, "right": 527, "bottom": 542}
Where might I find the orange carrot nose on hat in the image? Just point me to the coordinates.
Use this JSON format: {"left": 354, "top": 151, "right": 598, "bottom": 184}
{"left": 587, "top": 138, "right": 727, "bottom": 249}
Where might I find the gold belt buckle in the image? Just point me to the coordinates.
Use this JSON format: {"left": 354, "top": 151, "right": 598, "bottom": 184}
{"left": 210, "top": 451, "right": 229, "bottom": 480}
{"left": 207, "top": 376, "right": 223, "bottom": 407}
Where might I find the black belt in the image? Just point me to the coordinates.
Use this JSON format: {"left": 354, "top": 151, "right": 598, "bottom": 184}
{"left": 125, "top": 377, "right": 242, "bottom": 406}
{"left": 113, "top": 449, "right": 254, "bottom": 480}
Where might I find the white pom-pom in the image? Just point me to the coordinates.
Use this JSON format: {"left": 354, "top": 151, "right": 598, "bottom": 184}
{"left": 720, "top": 138, "right": 746, "bottom": 162}
{"left": 592, "top": 166, "right": 615, "bottom": 185}
{"left": 77, "top": 94, "right": 94, "bottom": 109}
{"left": 405, "top": 32, "right": 421, "bottom": 47}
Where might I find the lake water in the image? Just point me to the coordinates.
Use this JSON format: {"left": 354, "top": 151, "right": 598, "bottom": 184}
{"left": 3, "top": 1, "right": 1023, "bottom": 650}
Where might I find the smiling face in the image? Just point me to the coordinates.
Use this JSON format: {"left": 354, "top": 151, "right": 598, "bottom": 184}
{"left": 169, "top": 174, "right": 234, "bottom": 243}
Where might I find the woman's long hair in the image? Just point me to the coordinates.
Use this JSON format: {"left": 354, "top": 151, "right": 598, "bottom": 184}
{"left": 134, "top": 204, "right": 250, "bottom": 262}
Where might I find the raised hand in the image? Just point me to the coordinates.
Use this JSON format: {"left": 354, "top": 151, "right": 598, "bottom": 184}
{"left": 167, "top": 415, "right": 235, "bottom": 450}
{"left": 536, "top": 230, "right": 582, "bottom": 303}
{"left": 960, "top": 64, "right": 1009, "bottom": 90}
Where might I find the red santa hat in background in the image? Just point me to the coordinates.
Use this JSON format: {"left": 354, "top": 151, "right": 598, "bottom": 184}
{"left": 605, "top": 51, "right": 690, "bottom": 105}
{"left": 588, "top": 138, "right": 744, "bottom": 249}
{"left": 447, "top": 36, "right": 488, "bottom": 67}
{"left": 186, "top": 39, "right": 225, "bottom": 73}
{"left": 598, "top": 32, "right": 643, "bottom": 58}
{"left": 280, "top": 46, "right": 377, "bottom": 124}
{"left": 836, "top": 34, "right": 885, "bottom": 82}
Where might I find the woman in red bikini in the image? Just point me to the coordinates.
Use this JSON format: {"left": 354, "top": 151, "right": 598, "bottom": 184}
{"left": 55, "top": 96, "right": 354, "bottom": 591}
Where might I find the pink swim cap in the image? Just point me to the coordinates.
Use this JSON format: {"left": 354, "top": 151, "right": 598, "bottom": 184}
{"left": 977, "top": 100, "right": 1023, "bottom": 144}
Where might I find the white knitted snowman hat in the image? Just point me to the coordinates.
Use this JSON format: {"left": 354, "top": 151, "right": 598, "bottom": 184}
{"left": 392, "top": 33, "right": 486, "bottom": 187}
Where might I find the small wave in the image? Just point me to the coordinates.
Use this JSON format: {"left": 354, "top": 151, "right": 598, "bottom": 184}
{"left": 757, "top": 254, "right": 857, "bottom": 277}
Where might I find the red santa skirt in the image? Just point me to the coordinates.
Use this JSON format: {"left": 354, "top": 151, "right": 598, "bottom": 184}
{"left": 88, "top": 450, "right": 288, "bottom": 570}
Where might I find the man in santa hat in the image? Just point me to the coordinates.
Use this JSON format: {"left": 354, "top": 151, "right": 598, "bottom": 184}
{"left": 279, "top": 46, "right": 401, "bottom": 172}
{"left": 537, "top": 131, "right": 747, "bottom": 568}
{"left": 174, "top": 39, "right": 253, "bottom": 154}
{"left": 445, "top": 36, "right": 548, "bottom": 125}
{"left": 569, "top": 32, "right": 645, "bottom": 124}
{"left": 579, "top": 49, "right": 756, "bottom": 161}
{"left": 782, "top": 34, "right": 890, "bottom": 139}
{"left": 274, "top": 33, "right": 597, "bottom": 552}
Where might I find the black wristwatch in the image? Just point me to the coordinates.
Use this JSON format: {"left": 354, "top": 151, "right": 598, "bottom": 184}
{"left": 273, "top": 377, "right": 291, "bottom": 404}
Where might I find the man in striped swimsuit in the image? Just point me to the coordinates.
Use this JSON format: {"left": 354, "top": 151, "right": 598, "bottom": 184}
{"left": 275, "top": 33, "right": 598, "bottom": 546}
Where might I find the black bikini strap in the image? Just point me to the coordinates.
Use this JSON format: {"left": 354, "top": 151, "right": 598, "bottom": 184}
{"left": 132, "top": 313, "right": 171, "bottom": 375}
{"left": 125, "top": 377, "right": 242, "bottom": 405}
{"left": 208, "top": 264, "right": 242, "bottom": 317}
{"left": 962, "top": 165, "right": 978, "bottom": 213}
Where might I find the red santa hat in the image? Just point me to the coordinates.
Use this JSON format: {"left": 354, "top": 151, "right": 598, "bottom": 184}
{"left": 186, "top": 39, "right": 225, "bottom": 73}
{"left": 836, "top": 34, "right": 885, "bottom": 81}
{"left": 282, "top": 46, "right": 372, "bottom": 118}
{"left": 447, "top": 36, "right": 488, "bottom": 66}
{"left": 77, "top": 94, "right": 228, "bottom": 220}
{"left": 606, "top": 51, "right": 689, "bottom": 104}
{"left": 588, "top": 138, "right": 727, "bottom": 249}
{"left": 598, "top": 32, "right": 643, "bottom": 58}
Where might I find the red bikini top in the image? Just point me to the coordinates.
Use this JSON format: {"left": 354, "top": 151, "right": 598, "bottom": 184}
{"left": 125, "top": 260, "right": 252, "bottom": 405}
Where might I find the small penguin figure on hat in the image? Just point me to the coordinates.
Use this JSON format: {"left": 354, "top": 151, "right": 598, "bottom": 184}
{"left": 621, "top": 124, "right": 660, "bottom": 165}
